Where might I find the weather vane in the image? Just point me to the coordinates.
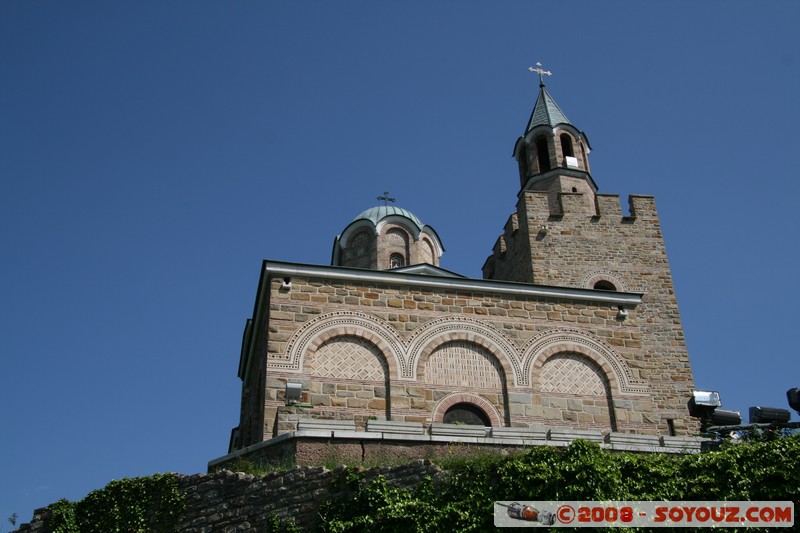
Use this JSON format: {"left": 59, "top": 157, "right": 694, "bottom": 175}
{"left": 377, "top": 191, "right": 396, "bottom": 206}
{"left": 528, "top": 62, "right": 552, "bottom": 87}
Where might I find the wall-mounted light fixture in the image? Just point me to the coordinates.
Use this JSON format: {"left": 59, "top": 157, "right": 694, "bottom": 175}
{"left": 687, "top": 390, "right": 721, "bottom": 431}
{"left": 285, "top": 382, "right": 302, "bottom": 406}
{"left": 281, "top": 277, "right": 292, "bottom": 290}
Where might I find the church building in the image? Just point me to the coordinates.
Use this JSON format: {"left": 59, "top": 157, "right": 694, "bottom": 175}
{"left": 216, "top": 67, "right": 699, "bottom": 465}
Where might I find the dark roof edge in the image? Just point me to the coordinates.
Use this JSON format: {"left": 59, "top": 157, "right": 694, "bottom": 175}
{"left": 263, "top": 260, "right": 642, "bottom": 307}
{"left": 238, "top": 259, "right": 270, "bottom": 382}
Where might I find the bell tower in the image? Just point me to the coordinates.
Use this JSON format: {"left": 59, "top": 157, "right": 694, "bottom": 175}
{"left": 513, "top": 63, "right": 597, "bottom": 215}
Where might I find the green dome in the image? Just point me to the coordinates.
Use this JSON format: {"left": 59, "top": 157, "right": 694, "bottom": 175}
{"left": 353, "top": 206, "right": 425, "bottom": 230}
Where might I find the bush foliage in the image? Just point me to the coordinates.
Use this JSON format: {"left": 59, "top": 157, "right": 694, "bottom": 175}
{"left": 45, "top": 473, "right": 185, "bottom": 533}
{"left": 319, "top": 436, "right": 800, "bottom": 532}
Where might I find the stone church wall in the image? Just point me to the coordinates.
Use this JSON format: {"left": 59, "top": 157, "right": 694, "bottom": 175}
{"left": 484, "top": 191, "right": 696, "bottom": 436}
{"left": 248, "top": 271, "right": 687, "bottom": 447}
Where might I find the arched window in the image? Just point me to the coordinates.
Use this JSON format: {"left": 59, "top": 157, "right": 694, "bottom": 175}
{"left": 594, "top": 280, "right": 616, "bottom": 291}
{"left": 560, "top": 133, "right": 574, "bottom": 158}
{"left": 389, "top": 253, "right": 405, "bottom": 269}
{"left": 535, "top": 137, "right": 551, "bottom": 173}
{"left": 518, "top": 144, "right": 529, "bottom": 180}
{"left": 443, "top": 403, "right": 491, "bottom": 427}
{"left": 350, "top": 230, "right": 369, "bottom": 249}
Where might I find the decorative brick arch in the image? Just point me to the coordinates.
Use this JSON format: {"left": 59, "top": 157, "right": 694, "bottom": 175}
{"left": 280, "top": 311, "right": 404, "bottom": 379}
{"left": 339, "top": 219, "right": 379, "bottom": 247}
{"left": 406, "top": 316, "right": 520, "bottom": 384}
{"left": 581, "top": 270, "right": 629, "bottom": 292}
{"left": 419, "top": 236, "right": 436, "bottom": 265}
{"left": 376, "top": 217, "right": 422, "bottom": 241}
{"left": 432, "top": 392, "right": 502, "bottom": 427}
{"left": 521, "top": 328, "right": 647, "bottom": 394}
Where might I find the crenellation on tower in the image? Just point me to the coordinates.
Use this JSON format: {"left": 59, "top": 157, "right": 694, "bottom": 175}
{"left": 557, "top": 191, "right": 588, "bottom": 217}
{"left": 595, "top": 194, "right": 622, "bottom": 218}
{"left": 627, "top": 195, "right": 658, "bottom": 219}
{"left": 503, "top": 211, "right": 519, "bottom": 236}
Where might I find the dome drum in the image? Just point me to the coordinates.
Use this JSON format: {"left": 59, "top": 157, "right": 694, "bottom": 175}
{"left": 332, "top": 205, "right": 444, "bottom": 270}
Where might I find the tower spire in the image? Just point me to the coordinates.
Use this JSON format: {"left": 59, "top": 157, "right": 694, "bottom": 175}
{"left": 513, "top": 63, "right": 595, "bottom": 205}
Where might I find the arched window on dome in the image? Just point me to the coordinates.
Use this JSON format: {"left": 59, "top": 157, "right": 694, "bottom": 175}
{"left": 389, "top": 253, "right": 405, "bottom": 269}
{"left": 342, "top": 229, "right": 373, "bottom": 269}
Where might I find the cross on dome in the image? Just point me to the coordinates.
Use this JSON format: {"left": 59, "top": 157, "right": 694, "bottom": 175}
{"left": 377, "top": 191, "right": 396, "bottom": 206}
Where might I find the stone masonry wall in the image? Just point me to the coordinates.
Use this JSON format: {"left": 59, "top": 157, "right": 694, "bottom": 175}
{"left": 239, "top": 266, "right": 690, "bottom": 448}
{"left": 15, "top": 462, "right": 441, "bottom": 533}
{"left": 484, "top": 190, "right": 697, "bottom": 434}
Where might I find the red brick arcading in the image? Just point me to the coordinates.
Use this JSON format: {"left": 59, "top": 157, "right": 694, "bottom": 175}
{"left": 300, "top": 326, "right": 401, "bottom": 380}
{"left": 432, "top": 392, "right": 503, "bottom": 427}
{"left": 414, "top": 331, "right": 515, "bottom": 385}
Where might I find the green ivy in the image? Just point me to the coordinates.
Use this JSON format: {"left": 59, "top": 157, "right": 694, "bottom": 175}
{"left": 266, "top": 511, "right": 302, "bottom": 532}
{"left": 45, "top": 499, "right": 77, "bottom": 533}
{"left": 45, "top": 473, "right": 186, "bottom": 532}
{"left": 318, "top": 436, "right": 800, "bottom": 532}
{"left": 38, "top": 438, "right": 800, "bottom": 532}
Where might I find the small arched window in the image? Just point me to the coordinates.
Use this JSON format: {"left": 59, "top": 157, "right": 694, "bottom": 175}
{"left": 535, "top": 136, "right": 551, "bottom": 173}
{"left": 594, "top": 280, "right": 616, "bottom": 291}
{"left": 560, "top": 133, "right": 574, "bottom": 158}
{"left": 443, "top": 403, "right": 491, "bottom": 427}
{"left": 389, "top": 253, "right": 405, "bottom": 269}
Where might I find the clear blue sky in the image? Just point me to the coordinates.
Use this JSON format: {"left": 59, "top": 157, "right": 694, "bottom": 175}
{"left": 2, "top": 1, "right": 799, "bottom": 527}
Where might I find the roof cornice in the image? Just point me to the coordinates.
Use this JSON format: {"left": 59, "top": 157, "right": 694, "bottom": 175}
{"left": 263, "top": 260, "right": 642, "bottom": 307}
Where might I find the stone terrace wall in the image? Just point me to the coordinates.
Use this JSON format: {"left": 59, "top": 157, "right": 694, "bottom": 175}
{"left": 15, "top": 461, "right": 441, "bottom": 533}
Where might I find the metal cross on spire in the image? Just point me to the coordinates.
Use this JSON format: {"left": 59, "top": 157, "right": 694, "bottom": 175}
{"left": 528, "top": 62, "right": 552, "bottom": 88}
{"left": 377, "top": 191, "right": 396, "bottom": 206}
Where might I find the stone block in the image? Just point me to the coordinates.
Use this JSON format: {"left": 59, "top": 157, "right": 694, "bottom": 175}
{"left": 524, "top": 404, "right": 544, "bottom": 417}
{"left": 567, "top": 399, "right": 583, "bottom": 411}
{"left": 660, "top": 435, "right": 708, "bottom": 453}
{"left": 406, "top": 387, "right": 426, "bottom": 398}
{"left": 491, "top": 427, "right": 547, "bottom": 440}
{"left": 411, "top": 397, "right": 427, "bottom": 409}
{"left": 368, "top": 399, "right": 386, "bottom": 410}
{"left": 331, "top": 396, "right": 347, "bottom": 407}
{"left": 606, "top": 432, "right": 661, "bottom": 447}
{"left": 366, "top": 420, "right": 424, "bottom": 435}
{"left": 430, "top": 423, "right": 488, "bottom": 437}
{"left": 509, "top": 403, "right": 525, "bottom": 416}
{"left": 297, "top": 419, "right": 356, "bottom": 432}
{"left": 509, "top": 392, "right": 532, "bottom": 405}
{"left": 549, "top": 397, "right": 567, "bottom": 409}
{"left": 542, "top": 407, "right": 563, "bottom": 419}
{"left": 310, "top": 394, "right": 331, "bottom": 406}
{"left": 547, "top": 428, "right": 603, "bottom": 444}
